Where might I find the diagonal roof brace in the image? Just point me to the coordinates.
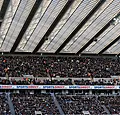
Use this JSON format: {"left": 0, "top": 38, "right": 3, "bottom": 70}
{"left": 77, "top": 12, "right": 120, "bottom": 55}
{"left": 32, "top": 0, "right": 74, "bottom": 54}
{"left": 0, "top": 0, "right": 10, "bottom": 27}
{"left": 76, "top": 22, "right": 111, "bottom": 55}
{"left": 55, "top": 0, "right": 106, "bottom": 54}
{"left": 10, "top": 0, "right": 42, "bottom": 53}
{"left": 98, "top": 35, "right": 120, "bottom": 54}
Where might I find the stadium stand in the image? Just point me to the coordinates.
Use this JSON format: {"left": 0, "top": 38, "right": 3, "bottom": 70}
{"left": 0, "top": 0, "right": 120, "bottom": 114}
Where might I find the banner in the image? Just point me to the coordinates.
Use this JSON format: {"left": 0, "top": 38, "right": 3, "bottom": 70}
{"left": 0, "top": 85, "right": 119, "bottom": 89}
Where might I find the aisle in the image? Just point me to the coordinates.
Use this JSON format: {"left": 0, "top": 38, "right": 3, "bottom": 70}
{"left": 51, "top": 93, "right": 65, "bottom": 115}
{"left": 6, "top": 93, "right": 15, "bottom": 115}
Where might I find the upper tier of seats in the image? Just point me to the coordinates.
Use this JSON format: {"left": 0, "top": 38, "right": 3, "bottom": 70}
{"left": 0, "top": 56, "right": 119, "bottom": 78}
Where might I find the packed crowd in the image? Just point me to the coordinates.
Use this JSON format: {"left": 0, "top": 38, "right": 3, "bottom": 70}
{"left": 11, "top": 93, "right": 60, "bottom": 115}
{"left": 56, "top": 95, "right": 107, "bottom": 115}
{"left": 0, "top": 94, "right": 11, "bottom": 115}
{"left": 0, "top": 56, "right": 119, "bottom": 78}
{"left": 0, "top": 78, "right": 120, "bottom": 85}
{"left": 99, "top": 96, "right": 120, "bottom": 114}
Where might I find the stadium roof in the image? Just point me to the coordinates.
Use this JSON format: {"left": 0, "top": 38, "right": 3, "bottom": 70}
{"left": 0, "top": 0, "right": 120, "bottom": 56}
